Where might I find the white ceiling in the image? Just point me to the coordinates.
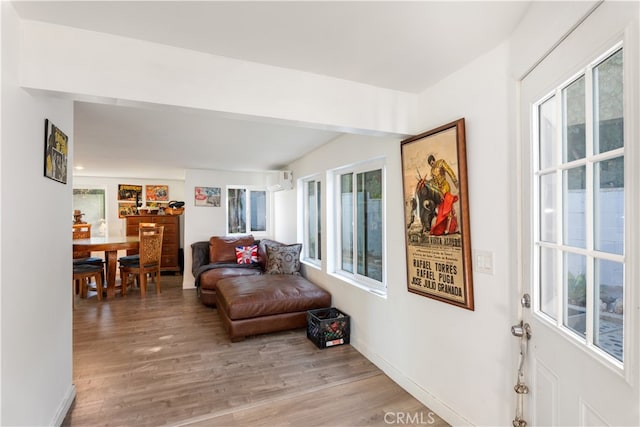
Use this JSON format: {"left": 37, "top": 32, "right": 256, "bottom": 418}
{"left": 13, "top": 1, "right": 531, "bottom": 180}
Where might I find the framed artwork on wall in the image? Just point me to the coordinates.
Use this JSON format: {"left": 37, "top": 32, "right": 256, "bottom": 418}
{"left": 117, "top": 184, "right": 143, "bottom": 201}
{"left": 194, "top": 186, "right": 221, "bottom": 207}
{"left": 118, "top": 203, "right": 137, "bottom": 218}
{"left": 44, "top": 119, "right": 68, "bottom": 184}
{"left": 146, "top": 185, "right": 169, "bottom": 201}
{"left": 400, "top": 118, "right": 474, "bottom": 310}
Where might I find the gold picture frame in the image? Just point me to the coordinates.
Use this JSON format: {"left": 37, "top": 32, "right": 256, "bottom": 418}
{"left": 400, "top": 118, "right": 474, "bottom": 310}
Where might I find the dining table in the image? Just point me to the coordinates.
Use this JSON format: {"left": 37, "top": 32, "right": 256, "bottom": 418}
{"left": 73, "top": 235, "right": 140, "bottom": 298}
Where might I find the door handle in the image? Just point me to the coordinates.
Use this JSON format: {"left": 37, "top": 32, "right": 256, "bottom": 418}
{"left": 511, "top": 321, "right": 531, "bottom": 339}
{"left": 512, "top": 320, "right": 531, "bottom": 427}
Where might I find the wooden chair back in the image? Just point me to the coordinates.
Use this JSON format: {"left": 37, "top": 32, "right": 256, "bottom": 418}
{"left": 73, "top": 224, "right": 92, "bottom": 259}
{"left": 120, "top": 225, "right": 164, "bottom": 297}
{"left": 73, "top": 223, "right": 92, "bottom": 239}
{"left": 139, "top": 226, "right": 164, "bottom": 267}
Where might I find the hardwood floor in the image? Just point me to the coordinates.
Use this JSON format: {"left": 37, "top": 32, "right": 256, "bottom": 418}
{"left": 67, "top": 275, "right": 448, "bottom": 427}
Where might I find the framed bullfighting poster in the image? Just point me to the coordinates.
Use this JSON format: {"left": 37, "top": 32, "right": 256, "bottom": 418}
{"left": 401, "top": 118, "right": 474, "bottom": 310}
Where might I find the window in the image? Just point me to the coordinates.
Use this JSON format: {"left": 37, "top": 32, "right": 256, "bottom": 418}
{"left": 333, "top": 160, "right": 385, "bottom": 293}
{"left": 73, "top": 188, "right": 106, "bottom": 236}
{"left": 227, "top": 187, "right": 268, "bottom": 235}
{"left": 533, "top": 46, "right": 624, "bottom": 363}
{"left": 303, "top": 178, "right": 322, "bottom": 264}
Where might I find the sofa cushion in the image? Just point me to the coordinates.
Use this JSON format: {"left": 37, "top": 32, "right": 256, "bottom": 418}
{"left": 198, "top": 265, "right": 262, "bottom": 292}
{"left": 264, "top": 243, "right": 302, "bottom": 275}
{"left": 235, "top": 245, "right": 258, "bottom": 264}
{"left": 257, "top": 238, "right": 278, "bottom": 268}
{"left": 216, "top": 275, "right": 331, "bottom": 320}
{"left": 209, "top": 235, "right": 255, "bottom": 264}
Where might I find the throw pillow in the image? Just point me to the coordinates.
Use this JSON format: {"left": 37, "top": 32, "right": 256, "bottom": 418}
{"left": 264, "top": 243, "right": 302, "bottom": 274}
{"left": 209, "top": 234, "right": 255, "bottom": 264}
{"left": 257, "top": 238, "right": 280, "bottom": 267}
{"left": 235, "top": 245, "right": 258, "bottom": 264}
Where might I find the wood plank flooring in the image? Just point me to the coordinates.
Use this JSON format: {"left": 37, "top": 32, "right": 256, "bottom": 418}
{"left": 66, "top": 275, "right": 448, "bottom": 427}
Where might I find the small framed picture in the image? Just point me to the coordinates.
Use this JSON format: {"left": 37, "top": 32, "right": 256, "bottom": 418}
{"left": 118, "top": 184, "right": 143, "bottom": 201}
{"left": 118, "top": 203, "right": 137, "bottom": 218}
{"left": 195, "top": 186, "right": 221, "bottom": 207}
{"left": 44, "top": 119, "right": 68, "bottom": 184}
{"left": 146, "top": 185, "right": 169, "bottom": 201}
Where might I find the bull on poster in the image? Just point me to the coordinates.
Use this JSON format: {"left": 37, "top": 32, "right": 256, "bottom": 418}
{"left": 400, "top": 118, "right": 474, "bottom": 310}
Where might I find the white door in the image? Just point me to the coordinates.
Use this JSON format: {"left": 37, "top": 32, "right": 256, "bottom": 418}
{"left": 518, "top": 2, "right": 639, "bottom": 425}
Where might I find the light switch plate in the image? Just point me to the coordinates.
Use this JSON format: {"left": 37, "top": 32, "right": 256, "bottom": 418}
{"left": 473, "top": 250, "right": 494, "bottom": 275}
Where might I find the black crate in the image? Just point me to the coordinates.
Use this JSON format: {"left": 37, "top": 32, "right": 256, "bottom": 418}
{"left": 307, "top": 307, "right": 350, "bottom": 349}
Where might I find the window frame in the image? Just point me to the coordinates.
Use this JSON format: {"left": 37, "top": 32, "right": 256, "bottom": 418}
{"left": 73, "top": 186, "right": 107, "bottom": 236}
{"left": 226, "top": 185, "right": 270, "bottom": 237}
{"left": 300, "top": 175, "right": 322, "bottom": 267}
{"left": 330, "top": 158, "right": 386, "bottom": 294}
{"left": 531, "top": 43, "right": 626, "bottom": 367}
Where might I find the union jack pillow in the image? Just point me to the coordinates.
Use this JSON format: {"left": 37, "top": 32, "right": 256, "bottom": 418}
{"left": 235, "top": 245, "right": 258, "bottom": 264}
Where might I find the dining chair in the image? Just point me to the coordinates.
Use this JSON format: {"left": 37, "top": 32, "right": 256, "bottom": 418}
{"left": 118, "top": 222, "right": 157, "bottom": 267}
{"left": 72, "top": 223, "right": 104, "bottom": 299}
{"left": 72, "top": 223, "right": 104, "bottom": 267}
{"left": 119, "top": 225, "right": 164, "bottom": 297}
{"left": 72, "top": 263, "right": 105, "bottom": 307}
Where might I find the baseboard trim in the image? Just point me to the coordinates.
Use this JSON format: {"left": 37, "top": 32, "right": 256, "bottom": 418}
{"left": 52, "top": 383, "right": 76, "bottom": 426}
{"left": 351, "top": 339, "right": 472, "bottom": 427}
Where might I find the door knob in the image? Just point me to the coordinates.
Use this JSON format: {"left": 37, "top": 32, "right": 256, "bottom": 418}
{"left": 511, "top": 321, "right": 531, "bottom": 339}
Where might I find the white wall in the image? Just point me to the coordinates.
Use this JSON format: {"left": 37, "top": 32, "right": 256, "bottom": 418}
{"left": 73, "top": 176, "right": 185, "bottom": 239}
{"left": 415, "top": 42, "right": 515, "bottom": 425}
{"left": 284, "top": 42, "right": 515, "bottom": 423}
{"left": 1, "top": 3, "right": 75, "bottom": 425}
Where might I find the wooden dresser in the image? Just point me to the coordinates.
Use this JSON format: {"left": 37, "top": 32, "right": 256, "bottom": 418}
{"left": 125, "top": 215, "right": 181, "bottom": 273}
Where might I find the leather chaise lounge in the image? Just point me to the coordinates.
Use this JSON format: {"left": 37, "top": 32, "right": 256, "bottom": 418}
{"left": 192, "top": 235, "right": 331, "bottom": 341}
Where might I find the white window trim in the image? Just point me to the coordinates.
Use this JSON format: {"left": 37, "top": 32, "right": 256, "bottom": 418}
{"left": 298, "top": 174, "right": 322, "bottom": 269}
{"left": 328, "top": 157, "right": 387, "bottom": 295}
{"left": 531, "top": 42, "right": 627, "bottom": 369}
{"left": 73, "top": 185, "right": 108, "bottom": 235}
{"left": 226, "top": 185, "right": 271, "bottom": 238}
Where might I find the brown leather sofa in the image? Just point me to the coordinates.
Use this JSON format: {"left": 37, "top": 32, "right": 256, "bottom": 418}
{"left": 192, "top": 235, "right": 262, "bottom": 307}
{"left": 192, "top": 235, "right": 331, "bottom": 341}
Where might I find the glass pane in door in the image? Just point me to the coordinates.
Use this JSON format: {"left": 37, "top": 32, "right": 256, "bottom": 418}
{"left": 564, "top": 252, "right": 586, "bottom": 337}
{"left": 594, "top": 258, "right": 624, "bottom": 362}
{"left": 563, "top": 76, "right": 586, "bottom": 162}
{"left": 539, "top": 96, "right": 557, "bottom": 170}
{"left": 594, "top": 49, "right": 624, "bottom": 154}
{"left": 564, "top": 166, "right": 586, "bottom": 248}
{"left": 539, "top": 173, "right": 557, "bottom": 243}
{"left": 539, "top": 246, "right": 558, "bottom": 320}
{"left": 594, "top": 157, "right": 624, "bottom": 255}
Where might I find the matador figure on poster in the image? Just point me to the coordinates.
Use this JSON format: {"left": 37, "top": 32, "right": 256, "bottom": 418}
{"left": 428, "top": 154, "right": 459, "bottom": 235}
